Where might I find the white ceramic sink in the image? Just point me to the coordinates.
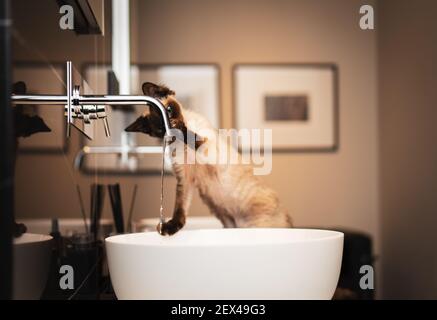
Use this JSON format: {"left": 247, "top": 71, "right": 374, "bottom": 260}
{"left": 106, "top": 228, "right": 343, "bottom": 300}
{"left": 13, "top": 233, "right": 53, "bottom": 300}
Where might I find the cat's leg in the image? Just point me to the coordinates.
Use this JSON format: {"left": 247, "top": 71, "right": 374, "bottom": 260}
{"left": 216, "top": 213, "right": 237, "bottom": 228}
{"left": 159, "top": 167, "right": 194, "bottom": 235}
{"left": 238, "top": 213, "right": 292, "bottom": 227}
{"left": 197, "top": 190, "right": 237, "bottom": 228}
{"left": 237, "top": 206, "right": 293, "bottom": 228}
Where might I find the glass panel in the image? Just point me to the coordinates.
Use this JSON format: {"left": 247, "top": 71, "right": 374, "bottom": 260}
{"left": 10, "top": 0, "right": 112, "bottom": 300}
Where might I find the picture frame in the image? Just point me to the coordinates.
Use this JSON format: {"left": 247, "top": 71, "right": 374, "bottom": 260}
{"left": 233, "top": 63, "right": 339, "bottom": 152}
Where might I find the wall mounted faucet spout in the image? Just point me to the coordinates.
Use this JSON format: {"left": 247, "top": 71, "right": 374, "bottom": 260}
{"left": 10, "top": 62, "right": 172, "bottom": 139}
{"left": 10, "top": 94, "right": 172, "bottom": 137}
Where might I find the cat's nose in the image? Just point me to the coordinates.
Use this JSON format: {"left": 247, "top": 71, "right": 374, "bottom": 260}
{"left": 125, "top": 122, "right": 139, "bottom": 132}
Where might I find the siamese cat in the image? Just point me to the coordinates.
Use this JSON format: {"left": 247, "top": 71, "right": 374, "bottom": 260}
{"left": 126, "top": 82, "right": 292, "bottom": 235}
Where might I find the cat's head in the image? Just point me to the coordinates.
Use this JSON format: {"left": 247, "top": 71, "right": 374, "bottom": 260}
{"left": 125, "top": 82, "right": 186, "bottom": 138}
{"left": 14, "top": 113, "right": 52, "bottom": 138}
{"left": 13, "top": 81, "right": 52, "bottom": 138}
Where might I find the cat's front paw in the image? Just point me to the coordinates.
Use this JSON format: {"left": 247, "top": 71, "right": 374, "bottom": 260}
{"left": 157, "top": 219, "right": 185, "bottom": 236}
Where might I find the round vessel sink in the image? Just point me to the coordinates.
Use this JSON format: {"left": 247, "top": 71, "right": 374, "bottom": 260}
{"left": 106, "top": 228, "right": 343, "bottom": 300}
{"left": 13, "top": 233, "right": 53, "bottom": 300}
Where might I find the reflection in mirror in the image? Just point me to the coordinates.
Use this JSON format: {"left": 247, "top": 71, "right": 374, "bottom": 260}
{"left": 13, "top": 63, "right": 67, "bottom": 153}
{"left": 69, "top": 63, "right": 99, "bottom": 140}
{"left": 12, "top": 62, "right": 101, "bottom": 142}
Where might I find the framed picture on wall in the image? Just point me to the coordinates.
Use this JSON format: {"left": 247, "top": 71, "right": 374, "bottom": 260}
{"left": 233, "top": 64, "right": 338, "bottom": 152}
{"left": 12, "top": 63, "right": 67, "bottom": 153}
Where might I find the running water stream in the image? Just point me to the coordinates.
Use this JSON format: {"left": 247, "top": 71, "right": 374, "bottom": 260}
{"left": 157, "top": 135, "right": 169, "bottom": 234}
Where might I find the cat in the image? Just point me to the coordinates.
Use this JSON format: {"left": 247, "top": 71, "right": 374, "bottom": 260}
{"left": 126, "top": 82, "right": 292, "bottom": 235}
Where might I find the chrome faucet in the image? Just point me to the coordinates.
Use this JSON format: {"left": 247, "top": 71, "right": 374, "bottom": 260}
{"left": 10, "top": 61, "right": 172, "bottom": 140}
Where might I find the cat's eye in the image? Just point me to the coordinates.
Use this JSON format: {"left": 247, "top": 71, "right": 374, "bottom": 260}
{"left": 166, "top": 105, "right": 173, "bottom": 117}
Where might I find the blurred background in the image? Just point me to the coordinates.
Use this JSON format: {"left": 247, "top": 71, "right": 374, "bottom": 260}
{"left": 3, "top": 0, "right": 437, "bottom": 299}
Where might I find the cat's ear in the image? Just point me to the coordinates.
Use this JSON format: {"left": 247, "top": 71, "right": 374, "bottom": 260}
{"left": 125, "top": 116, "right": 150, "bottom": 133}
{"left": 142, "top": 82, "right": 160, "bottom": 97}
{"left": 142, "top": 82, "right": 175, "bottom": 98}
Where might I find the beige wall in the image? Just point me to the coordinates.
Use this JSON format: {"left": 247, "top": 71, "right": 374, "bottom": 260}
{"left": 379, "top": 0, "right": 437, "bottom": 299}
{"left": 132, "top": 1, "right": 380, "bottom": 229}
{"left": 131, "top": 0, "right": 380, "bottom": 268}
{"left": 14, "top": 0, "right": 380, "bottom": 292}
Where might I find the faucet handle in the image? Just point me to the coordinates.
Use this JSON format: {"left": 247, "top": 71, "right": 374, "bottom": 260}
{"left": 64, "top": 104, "right": 111, "bottom": 137}
{"left": 96, "top": 105, "right": 111, "bottom": 137}
{"left": 102, "top": 117, "right": 111, "bottom": 137}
